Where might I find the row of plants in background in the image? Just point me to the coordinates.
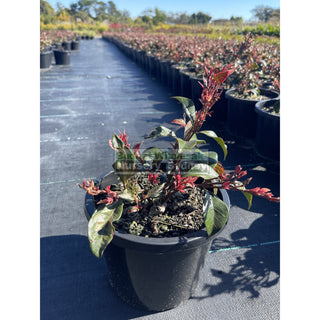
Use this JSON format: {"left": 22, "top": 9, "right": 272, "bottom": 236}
{"left": 102, "top": 31, "right": 279, "bottom": 92}
{"left": 40, "top": 30, "right": 82, "bottom": 68}
{"left": 102, "top": 31, "right": 280, "bottom": 160}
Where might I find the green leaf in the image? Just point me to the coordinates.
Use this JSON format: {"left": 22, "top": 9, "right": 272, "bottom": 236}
{"left": 147, "top": 183, "right": 165, "bottom": 198}
{"left": 112, "top": 134, "right": 124, "bottom": 150}
{"left": 176, "top": 137, "right": 205, "bottom": 153}
{"left": 194, "top": 150, "right": 218, "bottom": 167}
{"left": 145, "top": 126, "right": 176, "bottom": 139}
{"left": 199, "top": 130, "right": 228, "bottom": 160}
{"left": 142, "top": 147, "right": 164, "bottom": 162}
{"left": 88, "top": 205, "right": 118, "bottom": 258}
{"left": 241, "top": 191, "right": 253, "bottom": 210}
{"left": 203, "top": 193, "right": 229, "bottom": 237}
{"left": 172, "top": 96, "right": 196, "bottom": 125}
{"left": 118, "top": 190, "right": 135, "bottom": 202}
{"left": 112, "top": 202, "right": 124, "bottom": 221}
{"left": 185, "top": 163, "right": 219, "bottom": 180}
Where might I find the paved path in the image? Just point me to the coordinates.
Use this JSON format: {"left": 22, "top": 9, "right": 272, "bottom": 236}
{"left": 41, "top": 38, "right": 280, "bottom": 320}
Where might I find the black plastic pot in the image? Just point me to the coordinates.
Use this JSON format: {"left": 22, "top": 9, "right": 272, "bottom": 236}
{"left": 62, "top": 41, "right": 71, "bottom": 51}
{"left": 147, "top": 55, "right": 157, "bottom": 77}
{"left": 40, "top": 51, "right": 52, "bottom": 69}
{"left": 171, "top": 64, "right": 185, "bottom": 96}
{"left": 53, "top": 50, "right": 71, "bottom": 65}
{"left": 255, "top": 98, "right": 280, "bottom": 160}
{"left": 225, "top": 88, "right": 279, "bottom": 139}
{"left": 71, "top": 41, "right": 80, "bottom": 51}
{"left": 180, "top": 69, "right": 192, "bottom": 99}
{"left": 84, "top": 171, "right": 230, "bottom": 312}
{"left": 190, "top": 75, "right": 203, "bottom": 109}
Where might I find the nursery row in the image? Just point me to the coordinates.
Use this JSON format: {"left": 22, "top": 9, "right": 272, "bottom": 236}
{"left": 103, "top": 33, "right": 280, "bottom": 160}
{"left": 102, "top": 31, "right": 280, "bottom": 91}
{"left": 40, "top": 30, "right": 93, "bottom": 68}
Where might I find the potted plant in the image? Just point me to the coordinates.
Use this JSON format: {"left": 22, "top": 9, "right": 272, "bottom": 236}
{"left": 79, "top": 64, "right": 279, "bottom": 312}
{"left": 53, "top": 47, "right": 71, "bottom": 65}
{"left": 40, "top": 32, "right": 53, "bottom": 69}
{"left": 225, "top": 34, "right": 279, "bottom": 139}
{"left": 71, "top": 32, "right": 80, "bottom": 51}
{"left": 255, "top": 79, "right": 280, "bottom": 160}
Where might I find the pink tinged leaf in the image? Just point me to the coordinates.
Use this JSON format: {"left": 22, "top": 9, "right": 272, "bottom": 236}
{"left": 171, "top": 119, "right": 186, "bottom": 127}
{"left": 109, "top": 139, "right": 116, "bottom": 150}
{"left": 234, "top": 165, "right": 242, "bottom": 174}
{"left": 133, "top": 142, "right": 143, "bottom": 157}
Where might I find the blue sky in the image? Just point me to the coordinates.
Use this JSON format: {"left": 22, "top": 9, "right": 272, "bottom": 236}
{"left": 46, "top": 0, "right": 280, "bottom": 21}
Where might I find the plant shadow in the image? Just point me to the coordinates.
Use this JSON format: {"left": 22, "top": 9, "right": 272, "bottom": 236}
{"left": 41, "top": 235, "right": 153, "bottom": 320}
{"left": 193, "top": 172, "right": 280, "bottom": 300}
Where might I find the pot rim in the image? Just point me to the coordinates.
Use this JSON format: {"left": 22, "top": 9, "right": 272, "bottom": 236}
{"left": 255, "top": 98, "right": 280, "bottom": 119}
{"left": 84, "top": 171, "right": 230, "bottom": 252}
{"left": 225, "top": 87, "right": 279, "bottom": 102}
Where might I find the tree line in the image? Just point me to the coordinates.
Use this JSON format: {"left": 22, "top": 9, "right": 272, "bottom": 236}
{"left": 40, "top": 0, "right": 279, "bottom": 25}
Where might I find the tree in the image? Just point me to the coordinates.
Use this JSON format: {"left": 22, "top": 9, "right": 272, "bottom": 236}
{"left": 106, "top": 0, "right": 121, "bottom": 22}
{"left": 251, "top": 5, "right": 274, "bottom": 22}
{"left": 92, "top": 1, "right": 108, "bottom": 22}
{"left": 152, "top": 7, "right": 166, "bottom": 25}
{"left": 230, "top": 16, "right": 243, "bottom": 25}
{"left": 189, "top": 12, "right": 211, "bottom": 24}
{"left": 40, "top": 0, "right": 55, "bottom": 16}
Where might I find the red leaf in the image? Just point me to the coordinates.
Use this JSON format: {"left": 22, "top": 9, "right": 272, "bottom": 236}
{"left": 171, "top": 118, "right": 186, "bottom": 127}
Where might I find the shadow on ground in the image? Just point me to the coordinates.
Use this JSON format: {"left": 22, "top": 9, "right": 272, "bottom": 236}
{"left": 40, "top": 235, "right": 153, "bottom": 320}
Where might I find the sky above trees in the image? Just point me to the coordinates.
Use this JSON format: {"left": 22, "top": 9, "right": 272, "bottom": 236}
{"left": 46, "top": 0, "right": 280, "bottom": 21}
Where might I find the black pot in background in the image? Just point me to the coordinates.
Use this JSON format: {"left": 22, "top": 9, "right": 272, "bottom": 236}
{"left": 159, "top": 59, "right": 170, "bottom": 86}
{"left": 171, "top": 64, "right": 185, "bottom": 96}
{"left": 190, "top": 75, "right": 203, "bottom": 109}
{"left": 84, "top": 172, "right": 230, "bottom": 312}
{"left": 180, "top": 69, "right": 192, "bottom": 99}
{"left": 40, "top": 51, "right": 52, "bottom": 69}
{"left": 53, "top": 50, "right": 71, "bottom": 65}
{"left": 71, "top": 41, "right": 80, "bottom": 51}
{"left": 225, "top": 88, "right": 279, "bottom": 139}
{"left": 62, "top": 41, "right": 71, "bottom": 51}
{"left": 255, "top": 98, "right": 280, "bottom": 160}
{"left": 147, "top": 55, "right": 157, "bottom": 77}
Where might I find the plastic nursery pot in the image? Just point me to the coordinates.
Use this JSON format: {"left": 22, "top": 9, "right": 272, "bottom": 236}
{"left": 147, "top": 55, "right": 157, "bottom": 77}
{"left": 53, "top": 50, "right": 71, "bottom": 66}
{"left": 171, "top": 64, "right": 186, "bottom": 96}
{"left": 62, "top": 41, "right": 72, "bottom": 51}
{"left": 84, "top": 171, "right": 230, "bottom": 312}
{"left": 255, "top": 97, "right": 280, "bottom": 160}
{"left": 180, "top": 69, "right": 192, "bottom": 99}
{"left": 71, "top": 41, "right": 80, "bottom": 51}
{"left": 159, "top": 59, "right": 171, "bottom": 86}
{"left": 190, "top": 75, "right": 203, "bottom": 109}
{"left": 225, "top": 88, "right": 279, "bottom": 139}
{"left": 40, "top": 51, "right": 52, "bottom": 69}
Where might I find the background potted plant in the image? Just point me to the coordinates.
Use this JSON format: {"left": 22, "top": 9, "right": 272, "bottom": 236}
{"left": 71, "top": 32, "right": 80, "bottom": 51}
{"left": 225, "top": 33, "right": 279, "bottom": 138}
{"left": 40, "top": 31, "right": 53, "bottom": 69}
{"left": 79, "top": 63, "right": 280, "bottom": 312}
{"left": 255, "top": 79, "right": 280, "bottom": 160}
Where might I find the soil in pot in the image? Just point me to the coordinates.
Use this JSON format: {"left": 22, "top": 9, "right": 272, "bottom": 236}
{"left": 84, "top": 171, "right": 230, "bottom": 312}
